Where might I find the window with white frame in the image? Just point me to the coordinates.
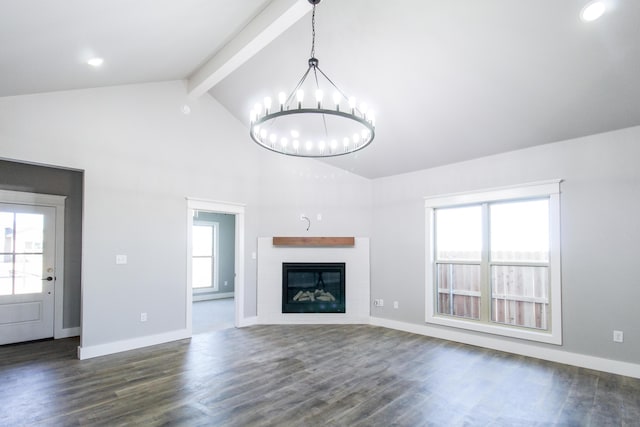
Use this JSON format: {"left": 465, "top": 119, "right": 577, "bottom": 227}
{"left": 425, "top": 180, "right": 562, "bottom": 344}
{"left": 192, "top": 221, "right": 219, "bottom": 292}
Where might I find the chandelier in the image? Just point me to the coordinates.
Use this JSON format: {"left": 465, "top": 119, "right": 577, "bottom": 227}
{"left": 249, "top": 0, "right": 375, "bottom": 158}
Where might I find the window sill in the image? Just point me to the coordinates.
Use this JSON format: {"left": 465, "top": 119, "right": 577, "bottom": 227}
{"left": 426, "top": 314, "right": 562, "bottom": 345}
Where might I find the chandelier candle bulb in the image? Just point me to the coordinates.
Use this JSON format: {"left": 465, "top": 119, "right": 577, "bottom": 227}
{"left": 360, "top": 103, "right": 368, "bottom": 119}
{"left": 254, "top": 103, "right": 262, "bottom": 116}
{"left": 349, "top": 96, "right": 356, "bottom": 114}
{"left": 264, "top": 97, "right": 272, "bottom": 114}
{"left": 297, "top": 90, "right": 304, "bottom": 109}
{"left": 333, "top": 92, "right": 341, "bottom": 110}
{"left": 316, "top": 90, "right": 324, "bottom": 108}
{"left": 278, "top": 92, "right": 286, "bottom": 111}
{"left": 306, "top": 140, "right": 313, "bottom": 151}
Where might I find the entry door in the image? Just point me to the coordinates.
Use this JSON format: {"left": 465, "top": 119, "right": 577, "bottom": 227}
{"left": 0, "top": 203, "right": 56, "bottom": 345}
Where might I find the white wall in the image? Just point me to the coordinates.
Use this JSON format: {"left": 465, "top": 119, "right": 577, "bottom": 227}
{"left": 370, "top": 126, "right": 640, "bottom": 365}
{"left": 0, "top": 81, "right": 373, "bottom": 354}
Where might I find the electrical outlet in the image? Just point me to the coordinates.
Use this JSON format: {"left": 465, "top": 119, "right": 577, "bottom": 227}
{"left": 115, "top": 254, "right": 127, "bottom": 265}
{"left": 613, "top": 330, "right": 623, "bottom": 343}
{"left": 373, "top": 299, "right": 384, "bottom": 307}
{"left": 393, "top": 301, "right": 399, "bottom": 309}
{"left": 224, "top": 281, "right": 228, "bottom": 287}
{"left": 140, "top": 312, "right": 147, "bottom": 322}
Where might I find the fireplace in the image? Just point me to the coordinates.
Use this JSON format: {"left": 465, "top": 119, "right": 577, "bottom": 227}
{"left": 282, "top": 262, "right": 346, "bottom": 313}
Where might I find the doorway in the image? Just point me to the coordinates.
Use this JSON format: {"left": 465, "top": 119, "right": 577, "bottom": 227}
{"left": 0, "top": 191, "right": 65, "bottom": 345}
{"left": 186, "top": 199, "right": 245, "bottom": 335}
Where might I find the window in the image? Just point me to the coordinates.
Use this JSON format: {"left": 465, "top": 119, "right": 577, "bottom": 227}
{"left": 0, "top": 212, "right": 45, "bottom": 295}
{"left": 425, "top": 181, "right": 562, "bottom": 344}
{"left": 192, "top": 222, "right": 219, "bottom": 291}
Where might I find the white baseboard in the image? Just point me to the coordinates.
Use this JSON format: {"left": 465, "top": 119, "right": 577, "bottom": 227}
{"left": 193, "top": 292, "right": 234, "bottom": 302}
{"left": 238, "top": 316, "right": 258, "bottom": 327}
{"left": 258, "top": 314, "right": 370, "bottom": 325}
{"left": 77, "top": 329, "right": 190, "bottom": 360}
{"left": 370, "top": 317, "right": 640, "bottom": 379}
{"left": 56, "top": 326, "right": 80, "bottom": 339}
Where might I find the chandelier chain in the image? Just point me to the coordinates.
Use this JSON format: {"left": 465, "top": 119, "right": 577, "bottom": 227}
{"left": 310, "top": 4, "right": 316, "bottom": 59}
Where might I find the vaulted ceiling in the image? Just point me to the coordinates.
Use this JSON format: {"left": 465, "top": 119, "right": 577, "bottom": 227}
{"left": 2, "top": 0, "right": 639, "bottom": 178}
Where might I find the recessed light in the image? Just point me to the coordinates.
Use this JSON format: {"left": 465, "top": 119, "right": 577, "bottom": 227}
{"left": 87, "top": 57, "right": 104, "bottom": 67}
{"left": 581, "top": 1, "right": 606, "bottom": 22}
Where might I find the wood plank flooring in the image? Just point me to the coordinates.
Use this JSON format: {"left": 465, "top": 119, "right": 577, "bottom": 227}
{"left": 1, "top": 325, "right": 639, "bottom": 426}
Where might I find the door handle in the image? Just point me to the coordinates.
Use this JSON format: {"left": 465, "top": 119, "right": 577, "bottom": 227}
{"left": 42, "top": 276, "right": 54, "bottom": 281}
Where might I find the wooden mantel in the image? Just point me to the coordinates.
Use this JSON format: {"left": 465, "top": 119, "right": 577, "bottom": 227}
{"left": 272, "top": 237, "right": 355, "bottom": 247}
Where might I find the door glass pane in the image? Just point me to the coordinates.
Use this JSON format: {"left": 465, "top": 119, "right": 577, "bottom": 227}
{"left": 14, "top": 254, "right": 43, "bottom": 294}
{"left": 1, "top": 212, "right": 14, "bottom": 253}
{"left": 491, "top": 265, "right": 549, "bottom": 329}
{"left": 15, "top": 213, "right": 44, "bottom": 253}
{"left": 0, "top": 254, "right": 13, "bottom": 295}
{"left": 192, "top": 257, "right": 212, "bottom": 288}
{"left": 192, "top": 225, "right": 213, "bottom": 257}
{"left": 435, "top": 206, "right": 482, "bottom": 261}
{"left": 490, "top": 199, "right": 549, "bottom": 262}
{"left": 436, "top": 263, "right": 481, "bottom": 319}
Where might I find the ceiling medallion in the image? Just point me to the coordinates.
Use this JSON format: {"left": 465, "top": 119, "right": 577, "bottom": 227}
{"left": 249, "top": 0, "right": 375, "bottom": 158}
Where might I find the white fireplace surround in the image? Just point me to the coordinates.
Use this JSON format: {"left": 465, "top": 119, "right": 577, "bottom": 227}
{"left": 257, "top": 237, "right": 370, "bottom": 324}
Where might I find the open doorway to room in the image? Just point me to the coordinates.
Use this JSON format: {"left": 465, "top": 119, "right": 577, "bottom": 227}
{"left": 186, "top": 199, "right": 245, "bottom": 336}
{"left": 191, "top": 211, "right": 235, "bottom": 333}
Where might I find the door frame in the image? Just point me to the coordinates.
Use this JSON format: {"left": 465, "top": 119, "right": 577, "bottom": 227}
{"left": 0, "top": 189, "right": 66, "bottom": 339}
{"left": 186, "top": 198, "right": 245, "bottom": 333}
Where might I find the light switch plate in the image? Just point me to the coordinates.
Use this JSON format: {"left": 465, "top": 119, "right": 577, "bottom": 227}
{"left": 116, "top": 254, "right": 127, "bottom": 265}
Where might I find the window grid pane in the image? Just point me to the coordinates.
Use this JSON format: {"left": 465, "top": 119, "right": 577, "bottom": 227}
{"left": 491, "top": 265, "right": 549, "bottom": 329}
{"left": 192, "top": 257, "right": 213, "bottom": 288}
{"left": 490, "top": 199, "right": 549, "bottom": 263}
{"left": 435, "top": 205, "right": 482, "bottom": 261}
{"left": 192, "top": 225, "right": 213, "bottom": 257}
{"left": 15, "top": 213, "right": 44, "bottom": 254}
{"left": 436, "top": 263, "right": 481, "bottom": 320}
{"left": 14, "top": 254, "right": 43, "bottom": 294}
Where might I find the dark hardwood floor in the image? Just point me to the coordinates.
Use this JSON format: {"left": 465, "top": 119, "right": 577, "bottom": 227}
{"left": 1, "top": 325, "right": 639, "bottom": 426}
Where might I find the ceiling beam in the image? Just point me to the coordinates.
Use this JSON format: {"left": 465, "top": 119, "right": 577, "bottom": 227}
{"left": 187, "top": 0, "right": 311, "bottom": 98}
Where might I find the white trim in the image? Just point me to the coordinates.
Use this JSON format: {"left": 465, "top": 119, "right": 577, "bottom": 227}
{"left": 187, "top": 0, "right": 311, "bottom": 96}
{"left": 77, "top": 329, "right": 190, "bottom": 360}
{"left": 370, "top": 317, "right": 640, "bottom": 379}
{"left": 424, "top": 181, "right": 563, "bottom": 345}
{"left": 0, "top": 190, "right": 67, "bottom": 340}
{"left": 424, "top": 179, "right": 562, "bottom": 208}
{"left": 259, "top": 314, "right": 371, "bottom": 325}
{"left": 238, "top": 316, "right": 258, "bottom": 328}
{"left": 186, "top": 198, "right": 246, "bottom": 332}
{"left": 57, "top": 326, "right": 81, "bottom": 338}
{"left": 193, "top": 292, "right": 234, "bottom": 302}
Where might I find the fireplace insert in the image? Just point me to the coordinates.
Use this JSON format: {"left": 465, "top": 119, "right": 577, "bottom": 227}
{"left": 282, "top": 262, "right": 345, "bottom": 313}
